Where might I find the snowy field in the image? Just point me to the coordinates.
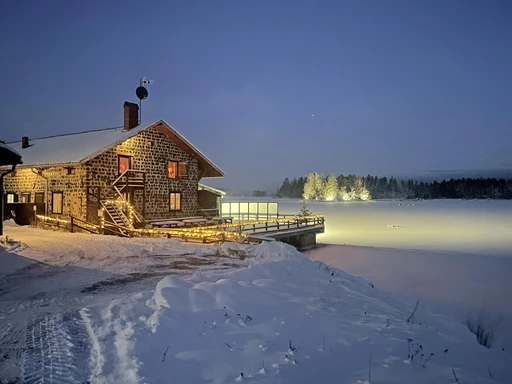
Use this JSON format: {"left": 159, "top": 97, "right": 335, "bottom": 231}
{"left": 1, "top": 198, "right": 512, "bottom": 383}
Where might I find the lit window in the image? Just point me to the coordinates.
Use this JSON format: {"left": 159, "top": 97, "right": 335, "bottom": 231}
{"left": 52, "top": 192, "right": 63, "bottom": 214}
{"left": 6, "top": 193, "right": 15, "bottom": 203}
{"left": 20, "top": 193, "right": 30, "bottom": 203}
{"left": 167, "top": 161, "right": 187, "bottom": 178}
{"left": 118, "top": 155, "right": 131, "bottom": 174}
{"left": 167, "top": 162, "right": 177, "bottom": 178}
{"left": 170, "top": 192, "right": 181, "bottom": 210}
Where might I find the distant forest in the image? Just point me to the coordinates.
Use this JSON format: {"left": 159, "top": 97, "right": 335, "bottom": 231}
{"left": 276, "top": 173, "right": 512, "bottom": 200}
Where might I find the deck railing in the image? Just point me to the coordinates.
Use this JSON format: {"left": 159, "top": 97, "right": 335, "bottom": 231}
{"left": 35, "top": 213, "right": 325, "bottom": 245}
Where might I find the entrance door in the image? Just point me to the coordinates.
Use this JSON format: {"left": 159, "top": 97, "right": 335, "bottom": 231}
{"left": 86, "top": 187, "right": 101, "bottom": 225}
{"left": 34, "top": 192, "right": 45, "bottom": 215}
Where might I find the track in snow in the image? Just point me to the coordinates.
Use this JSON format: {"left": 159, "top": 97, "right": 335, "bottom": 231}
{"left": 23, "top": 311, "right": 90, "bottom": 384}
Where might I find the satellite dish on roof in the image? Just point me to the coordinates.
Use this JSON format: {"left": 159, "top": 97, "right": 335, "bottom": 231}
{"left": 135, "top": 77, "right": 153, "bottom": 123}
{"left": 136, "top": 86, "right": 148, "bottom": 100}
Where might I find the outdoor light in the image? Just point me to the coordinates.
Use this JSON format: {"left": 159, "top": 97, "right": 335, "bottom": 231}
{"left": 34, "top": 211, "right": 324, "bottom": 245}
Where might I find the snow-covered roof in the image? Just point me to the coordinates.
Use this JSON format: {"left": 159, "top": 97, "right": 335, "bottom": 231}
{"left": 0, "top": 141, "right": 23, "bottom": 166}
{"left": 5, "top": 120, "right": 224, "bottom": 177}
{"left": 198, "top": 183, "right": 226, "bottom": 196}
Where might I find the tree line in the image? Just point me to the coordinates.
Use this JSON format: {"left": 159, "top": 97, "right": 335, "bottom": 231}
{"left": 276, "top": 173, "right": 512, "bottom": 200}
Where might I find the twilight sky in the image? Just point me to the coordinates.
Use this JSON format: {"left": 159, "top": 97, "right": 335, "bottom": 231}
{"left": 0, "top": 0, "right": 511, "bottom": 190}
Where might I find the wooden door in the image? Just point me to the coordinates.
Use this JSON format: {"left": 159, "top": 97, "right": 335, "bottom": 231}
{"left": 34, "top": 192, "right": 45, "bottom": 215}
{"left": 86, "top": 187, "right": 101, "bottom": 225}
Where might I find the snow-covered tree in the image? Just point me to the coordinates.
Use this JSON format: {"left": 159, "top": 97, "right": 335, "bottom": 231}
{"left": 298, "top": 199, "right": 313, "bottom": 217}
{"left": 338, "top": 185, "right": 350, "bottom": 201}
{"left": 323, "top": 174, "right": 338, "bottom": 201}
{"left": 303, "top": 172, "right": 324, "bottom": 200}
{"left": 358, "top": 185, "right": 371, "bottom": 201}
{"left": 352, "top": 178, "right": 371, "bottom": 201}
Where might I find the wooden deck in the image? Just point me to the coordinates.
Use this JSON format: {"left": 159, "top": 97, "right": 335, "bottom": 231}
{"left": 38, "top": 213, "right": 325, "bottom": 250}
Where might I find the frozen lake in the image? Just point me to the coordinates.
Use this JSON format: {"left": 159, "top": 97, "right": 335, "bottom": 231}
{"left": 276, "top": 199, "right": 512, "bottom": 258}
{"left": 226, "top": 198, "right": 512, "bottom": 334}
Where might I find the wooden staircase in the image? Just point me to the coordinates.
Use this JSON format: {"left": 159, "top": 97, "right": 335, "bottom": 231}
{"left": 104, "top": 202, "right": 130, "bottom": 227}
{"left": 100, "top": 169, "right": 146, "bottom": 236}
{"left": 100, "top": 199, "right": 131, "bottom": 236}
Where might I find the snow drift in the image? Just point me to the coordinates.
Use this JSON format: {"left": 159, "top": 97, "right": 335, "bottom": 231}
{"left": 85, "top": 242, "right": 510, "bottom": 383}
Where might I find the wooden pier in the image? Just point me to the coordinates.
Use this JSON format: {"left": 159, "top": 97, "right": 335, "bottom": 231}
{"left": 242, "top": 215, "right": 325, "bottom": 251}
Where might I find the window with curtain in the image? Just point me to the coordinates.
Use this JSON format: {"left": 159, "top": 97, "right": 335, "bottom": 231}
{"left": 6, "top": 193, "right": 15, "bottom": 203}
{"left": 52, "top": 192, "right": 63, "bottom": 214}
{"left": 168, "top": 161, "right": 188, "bottom": 178}
{"left": 169, "top": 192, "right": 181, "bottom": 210}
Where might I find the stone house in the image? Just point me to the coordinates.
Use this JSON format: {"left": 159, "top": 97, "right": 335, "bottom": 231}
{"left": 2, "top": 102, "right": 224, "bottom": 227}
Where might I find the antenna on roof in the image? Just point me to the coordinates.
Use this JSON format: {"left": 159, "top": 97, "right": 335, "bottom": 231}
{"left": 136, "top": 77, "right": 153, "bottom": 124}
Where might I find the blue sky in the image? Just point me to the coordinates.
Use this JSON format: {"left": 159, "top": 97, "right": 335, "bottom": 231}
{"left": 1, "top": 0, "right": 511, "bottom": 190}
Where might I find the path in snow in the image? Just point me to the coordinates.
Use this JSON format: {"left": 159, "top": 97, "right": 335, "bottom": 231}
{"left": 23, "top": 311, "right": 90, "bottom": 384}
{"left": 0, "top": 224, "right": 246, "bottom": 383}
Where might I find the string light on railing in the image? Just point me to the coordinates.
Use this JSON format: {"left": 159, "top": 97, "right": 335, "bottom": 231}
{"left": 36, "top": 211, "right": 323, "bottom": 245}
{"left": 35, "top": 215, "right": 99, "bottom": 231}
{"left": 36, "top": 215, "right": 69, "bottom": 224}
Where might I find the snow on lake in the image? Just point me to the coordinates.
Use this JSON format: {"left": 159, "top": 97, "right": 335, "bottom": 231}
{"left": 228, "top": 198, "right": 512, "bottom": 346}
{"left": 276, "top": 199, "right": 512, "bottom": 257}
{"left": 270, "top": 199, "right": 512, "bottom": 352}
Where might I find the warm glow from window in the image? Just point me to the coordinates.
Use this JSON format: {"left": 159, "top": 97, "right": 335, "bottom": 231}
{"left": 168, "top": 162, "right": 177, "bottom": 178}
{"left": 170, "top": 192, "right": 181, "bottom": 210}
{"left": 6, "top": 193, "right": 15, "bottom": 203}
{"left": 168, "top": 161, "right": 188, "bottom": 178}
{"left": 119, "top": 156, "right": 131, "bottom": 173}
{"left": 52, "top": 192, "right": 63, "bottom": 214}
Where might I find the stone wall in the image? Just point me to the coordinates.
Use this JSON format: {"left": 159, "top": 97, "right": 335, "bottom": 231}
{"left": 3, "top": 125, "right": 203, "bottom": 222}
{"left": 2, "top": 166, "right": 87, "bottom": 220}
{"left": 85, "top": 126, "right": 200, "bottom": 220}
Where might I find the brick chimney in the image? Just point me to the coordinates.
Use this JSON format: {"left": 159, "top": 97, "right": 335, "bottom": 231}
{"left": 123, "top": 101, "right": 139, "bottom": 131}
{"left": 21, "top": 136, "right": 29, "bottom": 148}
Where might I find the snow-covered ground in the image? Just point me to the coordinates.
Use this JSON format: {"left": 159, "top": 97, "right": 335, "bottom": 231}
{"left": 0, "top": 221, "right": 245, "bottom": 383}
{"left": 80, "top": 242, "right": 511, "bottom": 383}
{"left": 1, "top": 198, "right": 512, "bottom": 383}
